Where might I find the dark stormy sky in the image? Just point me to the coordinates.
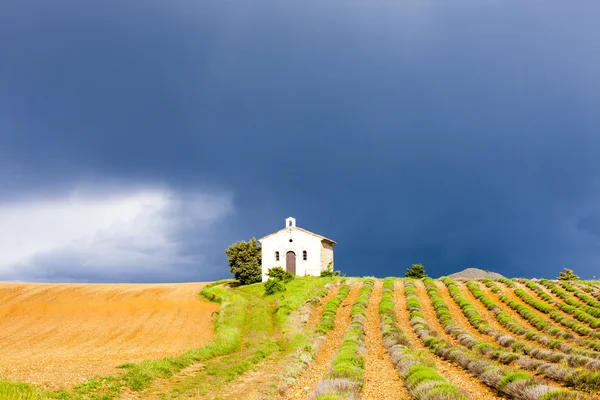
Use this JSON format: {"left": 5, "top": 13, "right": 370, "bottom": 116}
{"left": 2, "top": 1, "right": 600, "bottom": 282}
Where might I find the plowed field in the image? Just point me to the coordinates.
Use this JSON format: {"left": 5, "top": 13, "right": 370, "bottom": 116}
{"left": 0, "top": 282, "right": 217, "bottom": 388}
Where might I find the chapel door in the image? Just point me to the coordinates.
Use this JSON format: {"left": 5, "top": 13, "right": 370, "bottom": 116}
{"left": 286, "top": 251, "right": 296, "bottom": 275}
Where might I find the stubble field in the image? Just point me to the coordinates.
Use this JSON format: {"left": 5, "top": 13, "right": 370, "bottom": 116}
{"left": 0, "top": 282, "right": 217, "bottom": 388}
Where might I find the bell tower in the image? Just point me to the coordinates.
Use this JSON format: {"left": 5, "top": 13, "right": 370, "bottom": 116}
{"left": 285, "top": 216, "right": 296, "bottom": 228}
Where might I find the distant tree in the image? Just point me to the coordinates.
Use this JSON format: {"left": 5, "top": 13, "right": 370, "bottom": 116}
{"left": 405, "top": 264, "right": 427, "bottom": 279}
{"left": 558, "top": 268, "right": 579, "bottom": 281}
{"left": 225, "top": 238, "right": 262, "bottom": 285}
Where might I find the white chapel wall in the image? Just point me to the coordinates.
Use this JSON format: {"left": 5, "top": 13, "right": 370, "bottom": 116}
{"left": 260, "top": 229, "right": 322, "bottom": 281}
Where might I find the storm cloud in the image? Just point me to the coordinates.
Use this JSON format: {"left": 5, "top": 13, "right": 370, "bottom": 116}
{"left": 1, "top": 1, "right": 600, "bottom": 281}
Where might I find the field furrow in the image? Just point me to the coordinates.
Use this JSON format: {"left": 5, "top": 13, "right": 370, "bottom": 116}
{"left": 284, "top": 284, "right": 362, "bottom": 399}
{"left": 434, "top": 281, "right": 499, "bottom": 345}
{"left": 361, "top": 280, "right": 411, "bottom": 399}
{"left": 513, "top": 281, "right": 600, "bottom": 338}
{"left": 399, "top": 280, "right": 504, "bottom": 399}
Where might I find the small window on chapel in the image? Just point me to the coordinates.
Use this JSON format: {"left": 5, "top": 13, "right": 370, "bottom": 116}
{"left": 303, "top": 251, "right": 307, "bottom": 261}
{"left": 275, "top": 251, "right": 279, "bottom": 261}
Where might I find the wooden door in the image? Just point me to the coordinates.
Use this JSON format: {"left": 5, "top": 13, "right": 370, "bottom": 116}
{"left": 286, "top": 251, "right": 296, "bottom": 275}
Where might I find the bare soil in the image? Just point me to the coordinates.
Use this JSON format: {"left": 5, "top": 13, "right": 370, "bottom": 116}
{"left": 494, "top": 282, "right": 562, "bottom": 331}
{"left": 457, "top": 282, "right": 545, "bottom": 349}
{"left": 401, "top": 281, "right": 505, "bottom": 400}
{"left": 207, "top": 285, "right": 342, "bottom": 400}
{"left": 480, "top": 284, "right": 580, "bottom": 348}
{"left": 283, "top": 284, "right": 363, "bottom": 399}
{"left": 433, "top": 281, "right": 499, "bottom": 346}
{"left": 0, "top": 282, "right": 217, "bottom": 388}
{"left": 360, "top": 280, "right": 410, "bottom": 399}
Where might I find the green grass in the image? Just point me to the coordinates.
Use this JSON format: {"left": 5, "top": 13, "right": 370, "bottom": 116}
{"left": 165, "top": 276, "right": 338, "bottom": 398}
{"left": 0, "top": 380, "right": 47, "bottom": 400}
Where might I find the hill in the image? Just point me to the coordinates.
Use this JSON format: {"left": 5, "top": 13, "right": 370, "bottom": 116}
{"left": 2, "top": 276, "right": 599, "bottom": 400}
{"left": 446, "top": 267, "right": 505, "bottom": 280}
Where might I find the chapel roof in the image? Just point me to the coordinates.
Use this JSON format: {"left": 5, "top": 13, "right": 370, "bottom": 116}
{"left": 258, "top": 218, "right": 336, "bottom": 245}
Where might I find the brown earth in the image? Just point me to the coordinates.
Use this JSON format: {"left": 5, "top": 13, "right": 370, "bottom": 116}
{"left": 360, "top": 280, "right": 410, "bottom": 400}
{"left": 202, "top": 285, "right": 343, "bottom": 400}
{"left": 517, "top": 282, "right": 600, "bottom": 330}
{"left": 401, "top": 281, "right": 505, "bottom": 400}
{"left": 433, "top": 281, "right": 499, "bottom": 346}
{"left": 480, "top": 284, "right": 581, "bottom": 348}
{"left": 284, "top": 284, "right": 363, "bottom": 399}
{"left": 511, "top": 282, "right": 592, "bottom": 336}
{"left": 494, "top": 282, "right": 563, "bottom": 332}
{"left": 0, "top": 282, "right": 217, "bottom": 388}
{"left": 456, "top": 282, "right": 546, "bottom": 349}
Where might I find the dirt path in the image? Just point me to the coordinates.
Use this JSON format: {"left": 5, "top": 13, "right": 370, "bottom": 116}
{"left": 433, "top": 281, "right": 499, "bottom": 346}
{"left": 360, "top": 280, "right": 410, "bottom": 400}
{"left": 208, "top": 285, "right": 342, "bottom": 400}
{"left": 0, "top": 282, "right": 217, "bottom": 388}
{"left": 403, "top": 281, "right": 505, "bottom": 400}
{"left": 309, "top": 286, "right": 341, "bottom": 330}
{"left": 283, "top": 284, "right": 363, "bottom": 399}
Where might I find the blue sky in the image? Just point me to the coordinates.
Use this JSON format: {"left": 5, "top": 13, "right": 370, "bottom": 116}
{"left": 1, "top": 1, "right": 600, "bottom": 282}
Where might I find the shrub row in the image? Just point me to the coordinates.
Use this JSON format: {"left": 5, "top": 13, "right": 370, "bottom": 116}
{"left": 316, "top": 285, "right": 352, "bottom": 334}
{"left": 530, "top": 280, "right": 600, "bottom": 327}
{"left": 444, "top": 279, "right": 600, "bottom": 368}
{"left": 511, "top": 283, "right": 600, "bottom": 339}
{"left": 541, "top": 280, "right": 600, "bottom": 318}
{"left": 560, "top": 282, "right": 600, "bottom": 309}
{"left": 466, "top": 281, "right": 600, "bottom": 369}
{"left": 560, "top": 281, "right": 600, "bottom": 308}
{"left": 497, "top": 277, "right": 517, "bottom": 288}
{"left": 574, "top": 282, "right": 600, "bottom": 302}
{"left": 407, "top": 279, "right": 597, "bottom": 399}
{"left": 481, "top": 279, "right": 600, "bottom": 353}
{"left": 313, "top": 279, "right": 374, "bottom": 400}
{"left": 378, "top": 278, "right": 467, "bottom": 399}
{"left": 439, "top": 278, "right": 600, "bottom": 392}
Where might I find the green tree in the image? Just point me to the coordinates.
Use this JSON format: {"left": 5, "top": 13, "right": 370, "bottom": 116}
{"left": 320, "top": 260, "right": 340, "bottom": 277}
{"left": 405, "top": 263, "right": 427, "bottom": 279}
{"left": 264, "top": 278, "right": 287, "bottom": 295}
{"left": 267, "top": 266, "right": 294, "bottom": 283}
{"left": 264, "top": 266, "right": 293, "bottom": 295}
{"left": 225, "top": 238, "right": 262, "bottom": 285}
{"left": 558, "top": 268, "right": 579, "bottom": 281}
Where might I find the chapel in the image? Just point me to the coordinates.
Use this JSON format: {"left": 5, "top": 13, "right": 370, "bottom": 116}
{"left": 258, "top": 217, "right": 336, "bottom": 281}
